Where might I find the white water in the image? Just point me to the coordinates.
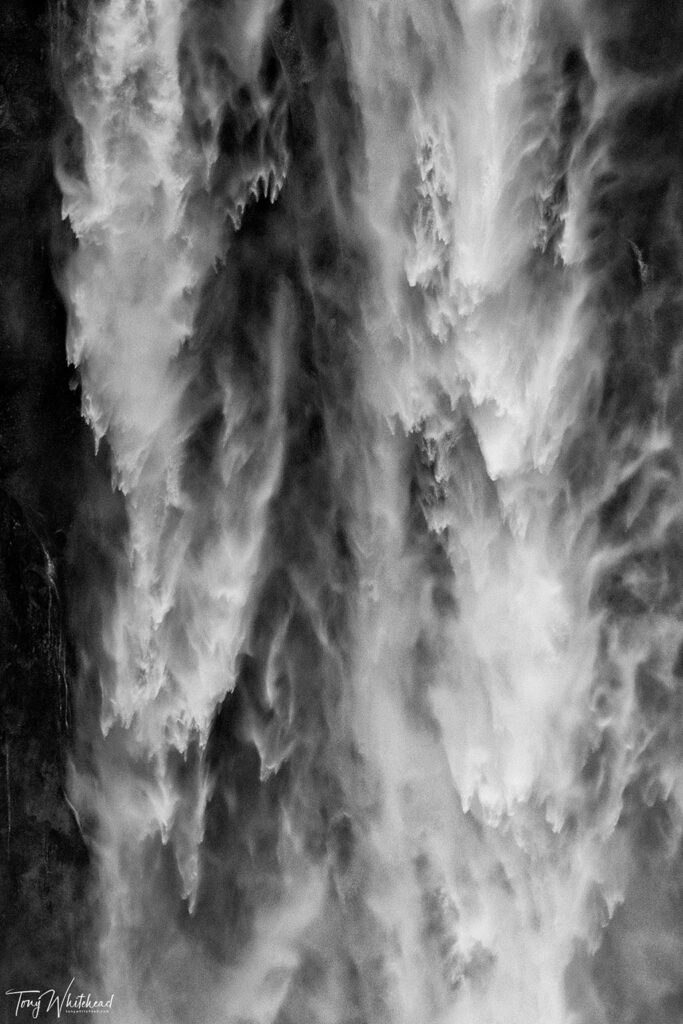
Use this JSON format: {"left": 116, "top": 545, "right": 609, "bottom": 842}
{"left": 57, "top": 0, "right": 288, "bottom": 1003}
{"left": 55, "top": 0, "right": 683, "bottom": 1021}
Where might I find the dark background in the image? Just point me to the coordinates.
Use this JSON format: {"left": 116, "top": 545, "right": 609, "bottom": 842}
{"left": 0, "top": 0, "right": 94, "bottom": 1006}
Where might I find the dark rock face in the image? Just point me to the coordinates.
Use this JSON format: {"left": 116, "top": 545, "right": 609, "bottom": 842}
{"left": 0, "top": 494, "right": 91, "bottom": 995}
{"left": 0, "top": 0, "right": 93, "bottom": 999}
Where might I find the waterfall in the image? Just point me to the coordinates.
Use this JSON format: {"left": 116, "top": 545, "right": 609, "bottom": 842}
{"left": 51, "top": 0, "right": 683, "bottom": 1021}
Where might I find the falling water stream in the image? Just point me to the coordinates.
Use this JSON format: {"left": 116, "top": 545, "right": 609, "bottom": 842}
{"left": 53, "top": 0, "right": 683, "bottom": 1021}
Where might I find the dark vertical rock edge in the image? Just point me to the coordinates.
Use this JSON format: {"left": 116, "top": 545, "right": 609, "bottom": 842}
{"left": 0, "top": 0, "right": 94, "bottom": 1003}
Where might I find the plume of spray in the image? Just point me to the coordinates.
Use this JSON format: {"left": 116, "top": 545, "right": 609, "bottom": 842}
{"left": 55, "top": 0, "right": 290, "bottom": 1008}
{"left": 329, "top": 0, "right": 683, "bottom": 1020}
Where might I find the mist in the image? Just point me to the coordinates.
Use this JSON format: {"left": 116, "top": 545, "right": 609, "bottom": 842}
{"left": 2, "top": 0, "right": 682, "bottom": 1022}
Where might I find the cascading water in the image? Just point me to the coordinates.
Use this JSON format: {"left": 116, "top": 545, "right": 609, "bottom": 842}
{"left": 49, "top": 0, "right": 683, "bottom": 1021}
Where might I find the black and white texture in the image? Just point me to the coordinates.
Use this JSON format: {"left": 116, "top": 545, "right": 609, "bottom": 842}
{"left": 2, "top": 0, "right": 683, "bottom": 1021}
